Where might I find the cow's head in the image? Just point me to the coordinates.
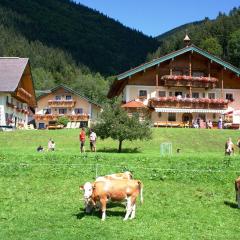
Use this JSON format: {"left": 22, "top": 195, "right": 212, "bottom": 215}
{"left": 80, "top": 182, "right": 94, "bottom": 199}
{"left": 80, "top": 182, "right": 95, "bottom": 213}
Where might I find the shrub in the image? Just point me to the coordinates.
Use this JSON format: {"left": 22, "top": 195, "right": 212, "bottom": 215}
{"left": 57, "top": 116, "right": 69, "bottom": 127}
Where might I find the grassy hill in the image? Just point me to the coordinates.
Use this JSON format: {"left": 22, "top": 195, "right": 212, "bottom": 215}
{"left": 1, "top": 128, "right": 240, "bottom": 239}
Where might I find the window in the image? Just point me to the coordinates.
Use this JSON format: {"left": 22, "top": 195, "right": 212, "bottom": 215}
{"left": 202, "top": 93, "right": 205, "bottom": 98}
{"left": 66, "top": 95, "right": 72, "bottom": 100}
{"left": 192, "top": 92, "right": 199, "bottom": 98}
{"left": 213, "top": 113, "right": 216, "bottom": 119}
{"left": 59, "top": 108, "right": 67, "bottom": 114}
{"left": 139, "top": 90, "right": 147, "bottom": 98}
{"left": 208, "top": 93, "right": 215, "bottom": 99}
{"left": 198, "top": 113, "right": 206, "bottom": 121}
{"left": 192, "top": 71, "right": 204, "bottom": 77}
{"left": 158, "top": 112, "right": 162, "bottom": 118}
{"left": 39, "top": 123, "right": 45, "bottom": 129}
{"left": 55, "top": 95, "right": 61, "bottom": 100}
{"left": 173, "top": 70, "right": 182, "bottom": 76}
{"left": 74, "top": 108, "right": 83, "bottom": 114}
{"left": 168, "top": 113, "right": 176, "bottom": 122}
{"left": 226, "top": 93, "right": 233, "bottom": 101}
{"left": 158, "top": 91, "right": 166, "bottom": 97}
{"left": 175, "top": 92, "right": 182, "bottom": 97}
{"left": 169, "top": 92, "right": 172, "bottom": 97}
{"left": 44, "top": 108, "right": 51, "bottom": 114}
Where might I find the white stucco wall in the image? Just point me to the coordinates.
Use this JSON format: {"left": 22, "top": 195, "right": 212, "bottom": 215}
{"left": 0, "top": 93, "right": 28, "bottom": 126}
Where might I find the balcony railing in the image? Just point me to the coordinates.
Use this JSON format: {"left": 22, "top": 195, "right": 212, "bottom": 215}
{"left": 161, "top": 75, "right": 218, "bottom": 88}
{"left": 149, "top": 97, "right": 228, "bottom": 109}
{"left": 6, "top": 102, "right": 29, "bottom": 114}
{"left": 15, "top": 87, "right": 32, "bottom": 103}
{"left": 48, "top": 100, "right": 76, "bottom": 108}
{"left": 34, "top": 114, "right": 89, "bottom": 121}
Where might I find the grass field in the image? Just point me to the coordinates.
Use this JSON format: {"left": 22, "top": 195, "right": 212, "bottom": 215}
{"left": 1, "top": 128, "right": 240, "bottom": 240}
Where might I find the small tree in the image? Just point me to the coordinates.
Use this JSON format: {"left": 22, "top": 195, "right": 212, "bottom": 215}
{"left": 94, "top": 102, "right": 152, "bottom": 152}
{"left": 57, "top": 116, "right": 69, "bottom": 127}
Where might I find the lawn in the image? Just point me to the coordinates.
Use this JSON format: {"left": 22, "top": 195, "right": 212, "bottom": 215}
{"left": 0, "top": 128, "right": 240, "bottom": 240}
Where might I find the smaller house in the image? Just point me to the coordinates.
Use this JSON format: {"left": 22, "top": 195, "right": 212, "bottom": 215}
{"left": 34, "top": 85, "right": 101, "bottom": 129}
{"left": 0, "top": 57, "right": 37, "bottom": 129}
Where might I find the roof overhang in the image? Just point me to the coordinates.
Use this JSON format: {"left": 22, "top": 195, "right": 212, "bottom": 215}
{"left": 117, "top": 45, "right": 240, "bottom": 81}
{"left": 155, "top": 108, "right": 226, "bottom": 114}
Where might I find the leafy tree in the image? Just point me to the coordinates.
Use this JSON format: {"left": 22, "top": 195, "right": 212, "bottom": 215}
{"left": 228, "top": 29, "right": 240, "bottom": 67}
{"left": 199, "top": 37, "right": 223, "bottom": 56}
{"left": 94, "top": 101, "right": 152, "bottom": 152}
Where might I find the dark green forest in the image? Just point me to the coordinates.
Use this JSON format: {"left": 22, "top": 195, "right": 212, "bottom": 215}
{"left": 0, "top": 0, "right": 158, "bottom": 75}
{"left": 148, "top": 7, "right": 240, "bottom": 68}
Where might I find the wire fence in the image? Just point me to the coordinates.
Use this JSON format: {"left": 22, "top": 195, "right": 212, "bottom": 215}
{"left": 0, "top": 162, "right": 239, "bottom": 175}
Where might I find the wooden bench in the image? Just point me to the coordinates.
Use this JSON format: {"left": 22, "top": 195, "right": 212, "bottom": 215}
{"left": 154, "top": 121, "right": 182, "bottom": 128}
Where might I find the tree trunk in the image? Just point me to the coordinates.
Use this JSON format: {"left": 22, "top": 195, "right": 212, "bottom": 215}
{"left": 118, "top": 140, "right": 123, "bottom": 153}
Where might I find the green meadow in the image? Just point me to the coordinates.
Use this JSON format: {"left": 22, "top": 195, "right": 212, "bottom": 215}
{"left": 1, "top": 128, "right": 240, "bottom": 240}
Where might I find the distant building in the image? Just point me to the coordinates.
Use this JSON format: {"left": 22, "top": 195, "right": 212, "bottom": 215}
{"left": 108, "top": 36, "right": 240, "bottom": 127}
{"left": 34, "top": 85, "right": 101, "bottom": 129}
{"left": 0, "top": 57, "right": 37, "bottom": 128}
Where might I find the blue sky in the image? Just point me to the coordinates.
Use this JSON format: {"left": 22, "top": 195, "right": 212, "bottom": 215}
{"left": 75, "top": 0, "right": 239, "bottom": 37}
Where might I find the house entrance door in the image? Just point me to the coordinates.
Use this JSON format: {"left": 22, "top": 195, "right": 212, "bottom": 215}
{"left": 182, "top": 113, "right": 193, "bottom": 123}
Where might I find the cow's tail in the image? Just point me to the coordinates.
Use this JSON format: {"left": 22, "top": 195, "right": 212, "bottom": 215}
{"left": 138, "top": 181, "right": 143, "bottom": 204}
{"left": 235, "top": 180, "right": 239, "bottom": 201}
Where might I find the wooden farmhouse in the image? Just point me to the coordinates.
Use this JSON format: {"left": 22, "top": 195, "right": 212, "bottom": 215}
{"left": 0, "top": 57, "right": 37, "bottom": 129}
{"left": 108, "top": 36, "right": 240, "bottom": 128}
{"left": 35, "top": 85, "right": 101, "bottom": 129}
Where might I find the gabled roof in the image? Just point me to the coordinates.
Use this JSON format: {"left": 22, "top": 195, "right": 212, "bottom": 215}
{"left": 122, "top": 100, "right": 147, "bottom": 108}
{"left": 0, "top": 57, "right": 29, "bottom": 92}
{"left": 117, "top": 45, "right": 240, "bottom": 81}
{"left": 37, "top": 84, "right": 101, "bottom": 108}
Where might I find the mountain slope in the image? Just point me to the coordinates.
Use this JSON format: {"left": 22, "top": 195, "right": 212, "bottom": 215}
{"left": 0, "top": 0, "right": 159, "bottom": 75}
{"left": 149, "top": 8, "right": 240, "bottom": 68}
{"left": 156, "top": 20, "right": 204, "bottom": 41}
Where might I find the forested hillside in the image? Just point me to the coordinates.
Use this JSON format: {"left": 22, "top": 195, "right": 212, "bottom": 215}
{"left": 0, "top": 0, "right": 158, "bottom": 75}
{"left": 148, "top": 7, "right": 240, "bottom": 68}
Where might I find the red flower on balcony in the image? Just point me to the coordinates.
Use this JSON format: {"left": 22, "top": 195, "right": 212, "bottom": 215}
{"left": 161, "top": 75, "right": 218, "bottom": 83}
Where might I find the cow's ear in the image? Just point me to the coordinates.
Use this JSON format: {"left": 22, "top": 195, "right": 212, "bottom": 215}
{"left": 79, "top": 185, "right": 84, "bottom": 190}
{"left": 92, "top": 183, "right": 96, "bottom": 190}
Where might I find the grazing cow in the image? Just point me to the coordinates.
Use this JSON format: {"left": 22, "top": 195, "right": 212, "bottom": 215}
{"left": 80, "top": 179, "right": 143, "bottom": 221}
{"left": 96, "top": 171, "right": 133, "bottom": 181}
{"left": 235, "top": 177, "right": 240, "bottom": 208}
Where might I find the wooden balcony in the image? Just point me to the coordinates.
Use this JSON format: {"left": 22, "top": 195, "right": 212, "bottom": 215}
{"left": 161, "top": 75, "right": 218, "bottom": 89}
{"left": 15, "top": 87, "right": 32, "bottom": 103}
{"left": 149, "top": 97, "right": 228, "bottom": 110}
{"left": 34, "top": 114, "right": 89, "bottom": 121}
{"left": 48, "top": 100, "right": 76, "bottom": 108}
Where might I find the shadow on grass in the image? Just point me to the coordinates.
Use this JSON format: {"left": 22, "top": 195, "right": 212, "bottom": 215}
{"left": 224, "top": 200, "right": 239, "bottom": 209}
{"left": 74, "top": 202, "right": 126, "bottom": 220}
{"left": 97, "top": 147, "right": 141, "bottom": 154}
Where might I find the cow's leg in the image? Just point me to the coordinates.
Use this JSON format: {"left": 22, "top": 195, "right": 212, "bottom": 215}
{"left": 130, "top": 204, "right": 136, "bottom": 219}
{"left": 124, "top": 197, "right": 133, "bottom": 221}
{"left": 237, "top": 191, "right": 240, "bottom": 208}
{"left": 100, "top": 197, "right": 107, "bottom": 221}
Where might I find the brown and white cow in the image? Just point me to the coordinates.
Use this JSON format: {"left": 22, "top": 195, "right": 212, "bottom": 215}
{"left": 235, "top": 177, "right": 240, "bottom": 208}
{"left": 95, "top": 171, "right": 133, "bottom": 181}
{"left": 80, "top": 179, "right": 143, "bottom": 221}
